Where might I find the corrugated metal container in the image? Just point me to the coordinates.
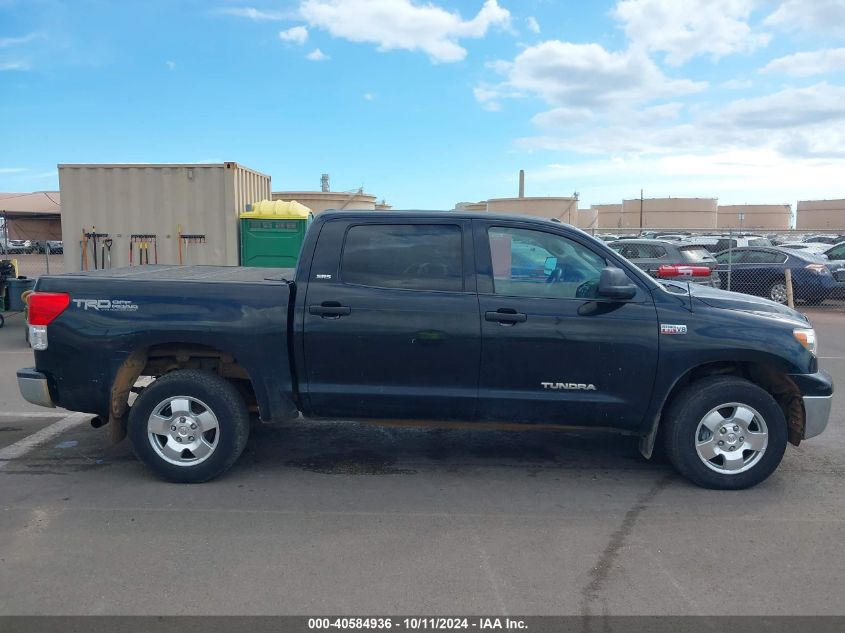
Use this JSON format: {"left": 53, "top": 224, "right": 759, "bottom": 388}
{"left": 59, "top": 163, "right": 270, "bottom": 271}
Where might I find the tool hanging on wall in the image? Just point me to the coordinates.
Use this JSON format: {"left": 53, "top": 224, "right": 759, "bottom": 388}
{"left": 102, "top": 238, "right": 113, "bottom": 269}
{"left": 83, "top": 228, "right": 109, "bottom": 270}
{"left": 80, "top": 228, "right": 89, "bottom": 271}
{"left": 129, "top": 234, "right": 158, "bottom": 266}
{"left": 177, "top": 225, "right": 206, "bottom": 265}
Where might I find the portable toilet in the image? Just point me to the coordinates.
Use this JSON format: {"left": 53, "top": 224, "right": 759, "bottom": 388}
{"left": 239, "top": 200, "right": 313, "bottom": 268}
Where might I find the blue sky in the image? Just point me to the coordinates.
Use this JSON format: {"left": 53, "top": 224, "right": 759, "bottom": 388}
{"left": 1, "top": 0, "right": 844, "bottom": 209}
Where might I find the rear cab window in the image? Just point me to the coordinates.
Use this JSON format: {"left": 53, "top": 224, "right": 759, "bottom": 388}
{"left": 341, "top": 224, "right": 464, "bottom": 292}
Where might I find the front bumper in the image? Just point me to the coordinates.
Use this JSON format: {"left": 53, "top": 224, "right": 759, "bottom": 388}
{"left": 17, "top": 367, "right": 55, "bottom": 408}
{"left": 789, "top": 370, "right": 834, "bottom": 440}
{"left": 803, "top": 395, "right": 832, "bottom": 439}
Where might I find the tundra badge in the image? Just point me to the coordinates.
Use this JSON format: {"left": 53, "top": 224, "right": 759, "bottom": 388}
{"left": 660, "top": 324, "right": 688, "bottom": 335}
{"left": 541, "top": 382, "right": 597, "bottom": 391}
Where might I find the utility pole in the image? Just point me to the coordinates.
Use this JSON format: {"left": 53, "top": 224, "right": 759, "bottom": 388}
{"left": 639, "top": 189, "right": 644, "bottom": 235}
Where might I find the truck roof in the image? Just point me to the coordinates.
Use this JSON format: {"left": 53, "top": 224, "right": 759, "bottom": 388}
{"left": 318, "top": 210, "right": 576, "bottom": 226}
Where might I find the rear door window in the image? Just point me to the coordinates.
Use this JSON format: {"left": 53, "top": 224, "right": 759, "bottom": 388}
{"left": 341, "top": 224, "right": 464, "bottom": 292}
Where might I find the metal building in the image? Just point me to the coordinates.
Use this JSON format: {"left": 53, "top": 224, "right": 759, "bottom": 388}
{"left": 271, "top": 190, "right": 379, "bottom": 214}
{"left": 592, "top": 204, "right": 625, "bottom": 229}
{"left": 796, "top": 199, "right": 845, "bottom": 230}
{"left": 0, "top": 191, "right": 62, "bottom": 242}
{"left": 621, "top": 198, "right": 718, "bottom": 229}
{"left": 59, "top": 163, "right": 270, "bottom": 271}
{"left": 486, "top": 196, "right": 580, "bottom": 223}
{"left": 717, "top": 204, "right": 792, "bottom": 230}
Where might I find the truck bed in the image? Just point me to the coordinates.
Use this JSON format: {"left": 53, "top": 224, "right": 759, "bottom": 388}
{"left": 59, "top": 265, "right": 293, "bottom": 284}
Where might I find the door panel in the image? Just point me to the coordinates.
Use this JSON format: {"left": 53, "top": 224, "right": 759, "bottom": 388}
{"left": 303, "top": 221, "right": 480, "bottom": 420}
{"left": 475, "top": 222, "right": 659, "bottom": 431}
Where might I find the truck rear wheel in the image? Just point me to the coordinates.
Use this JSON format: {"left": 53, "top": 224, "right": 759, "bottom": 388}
{"left": 662, "top": 376, "right": 787, "bottom": 490}
{"left": 128, "top": 369, "right": 250, "bottom": 483}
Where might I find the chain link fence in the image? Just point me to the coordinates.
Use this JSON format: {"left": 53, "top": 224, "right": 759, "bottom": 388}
{"left": 591, "top": 227, "right": 845, "bottom": 311}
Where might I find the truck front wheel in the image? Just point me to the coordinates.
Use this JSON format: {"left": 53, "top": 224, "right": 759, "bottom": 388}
{"left": 662, "top": 376, "right": 787, "bottom": 489}
{"left": 128, "top": 369, "right": 250, "bottom": 483}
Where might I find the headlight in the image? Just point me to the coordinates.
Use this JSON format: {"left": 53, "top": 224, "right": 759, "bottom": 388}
{"left": 793, "top": 328, "right": 817, "bottom": 355}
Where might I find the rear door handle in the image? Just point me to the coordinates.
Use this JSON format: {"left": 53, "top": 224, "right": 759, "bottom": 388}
{"left": 309, "top": 303, "right": 352, "bottom": 318}
{"left": 485, "top": 309, "right": 527, "bottom": 324}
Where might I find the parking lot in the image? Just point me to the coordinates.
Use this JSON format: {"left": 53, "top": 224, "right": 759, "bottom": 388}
{"left": 0, "top": 308, "right": 843, "bottom": 616}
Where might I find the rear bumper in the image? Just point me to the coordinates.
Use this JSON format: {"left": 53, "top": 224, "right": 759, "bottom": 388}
{"left": 17, "top": 367, "right": 55, "bottom": 408}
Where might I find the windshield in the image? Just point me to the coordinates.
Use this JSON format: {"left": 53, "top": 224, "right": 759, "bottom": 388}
{"left": 748, "top": 237, "right": 772, "bottom": 247}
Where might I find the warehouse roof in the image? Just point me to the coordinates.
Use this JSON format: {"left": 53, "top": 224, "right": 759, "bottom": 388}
{"left": 0, "top": 191, "right": 61, "bottom": 216}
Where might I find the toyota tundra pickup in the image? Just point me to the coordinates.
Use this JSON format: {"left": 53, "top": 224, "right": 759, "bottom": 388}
{"left": 17, "top": 211, "right": 833, "bottom": 489}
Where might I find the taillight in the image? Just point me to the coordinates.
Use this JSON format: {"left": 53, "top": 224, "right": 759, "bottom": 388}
{"left": 28, "top": 292, "right": 70, "bottom": 326}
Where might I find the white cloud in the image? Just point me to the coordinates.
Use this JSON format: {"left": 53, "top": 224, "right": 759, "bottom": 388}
{"left": 298, "top": 0, "right": 511, "bottom": 63}
{"left": 518, "top": 82, "right": 845, "bottom": 160}
{"left": 363, "top": 92, "right": 375, "bottom": 100}
{"left": 764, "top": 0, "right": 845, "bottom": 35}
{"left": 306, "top": 47, "right": 329, "bottom": 61}
{"left": 721, "top": 78, "right": 753, "bottom": 89}
{"left": 279, "top": 25, "right": 309, "bottom": 44}
{"left": 761, "top": 48, "right": 845, "bottom": 77}
{"left": 525, "top": 16, "right": 540, "bottom": 34}
{"left": 165, "top": 60, "right": 176, "bottom": 70}
{"left": 0, "top": 33, "right": 38, "bottom": 48}
{"left": 613, "top": 0, "right": 770, "bottom": 66}
{"left": 0, "top": 61, "right": 29, "bottom": 71}
{"left": 0, "top": 167, "right": 27, "bottom": 173}
{"left": 476, "top": 41, "right": 705, "bottom": 112}
{"left": 216, "top": 7, "right": 289, "bottom": 21}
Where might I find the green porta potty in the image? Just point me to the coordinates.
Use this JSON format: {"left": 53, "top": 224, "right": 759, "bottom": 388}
{"left": 240, "top": 200, "right": 313, "bottom": 268}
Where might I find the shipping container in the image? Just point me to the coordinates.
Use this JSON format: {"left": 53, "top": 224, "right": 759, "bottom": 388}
{"left": 58, "top": 163, "right": 271, "bottom": 271}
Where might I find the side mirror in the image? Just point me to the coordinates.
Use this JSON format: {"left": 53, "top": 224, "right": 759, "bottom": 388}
{"left": 598, "top": 267, "right": 637, "bottom": 300}
{"left": 543, "top": 256, "right": 558, "bottom": 275}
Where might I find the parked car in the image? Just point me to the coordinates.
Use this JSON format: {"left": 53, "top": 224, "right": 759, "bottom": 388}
{"left": 609, "top": 239, "right": 720, "bottom": 286}
{"left": 0, "top": 238, "right": 33, "bottom": 254}
{"left": 32, "top": 239, "right": 63, "bottom": 254}
{"left": 18, "top": 211, "right": 833, "bottom": 489}
{"left": 823, "top": 242, "right": 845, "bottom": 261}
{"left": 714, "top": 246, "right": 845, "bottom": 304}
{"left": 684, "top": 235, "right": 772, "bottom": 253}
{"left": 779, "top": 242, "right": 831, "bottom": 256}
{"left": 802, "top": 234, "right": 844, "bottom": 245}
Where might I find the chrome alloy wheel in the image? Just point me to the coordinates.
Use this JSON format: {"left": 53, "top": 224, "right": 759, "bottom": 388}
{"left": 695, "top": 403, "right": 768, "bottom": 474}
{"left": 147, "top": 396, "right": 220, "bottom": 466}
{"left": 769, "top": 282, "right": 788, "bottom": 304}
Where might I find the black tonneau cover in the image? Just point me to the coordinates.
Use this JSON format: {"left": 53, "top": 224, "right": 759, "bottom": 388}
{"left": 58, "top": 265, "right": 292, "bottom": 283}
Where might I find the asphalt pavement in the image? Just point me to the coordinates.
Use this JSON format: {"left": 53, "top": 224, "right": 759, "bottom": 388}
{"left": 0, "top": 309, "right": 843, "bottom": 615}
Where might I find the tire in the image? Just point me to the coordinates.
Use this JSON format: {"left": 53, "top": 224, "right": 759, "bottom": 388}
{"left": 767, "top": 279, "right": 788, "bottom": 304}
{"left": 661, "top": 376, "right": 787, "bottom": 490}
{"left": 128, "top": 369, "right": 250, "bottom": 483}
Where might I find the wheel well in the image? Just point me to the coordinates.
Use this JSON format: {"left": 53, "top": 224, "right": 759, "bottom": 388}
{"left": 659, "top": 361, "right": 804, "bottom": 446}
{"left": 107, "top": 343, "right": 258, "bottom": 443}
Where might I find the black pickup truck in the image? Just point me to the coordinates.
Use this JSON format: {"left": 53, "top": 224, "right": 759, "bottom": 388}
{"left": 18, "top": 211, "right": 833, "bottom": 489}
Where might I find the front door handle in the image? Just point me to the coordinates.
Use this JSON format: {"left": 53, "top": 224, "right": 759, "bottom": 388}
{"left": 485, "top": 309, "right": 527, "bottom": 325}
{"left": 309, "top": 302, "right": 352, "bottom": 318}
